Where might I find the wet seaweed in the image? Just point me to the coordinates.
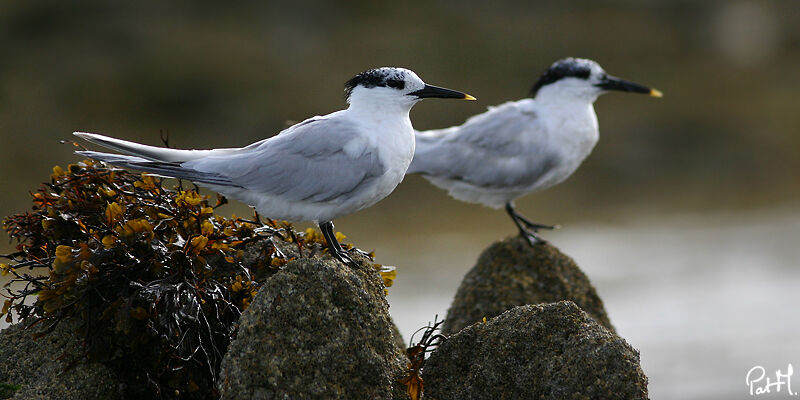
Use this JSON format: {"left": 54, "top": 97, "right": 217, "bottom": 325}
{"left": 399, "top": 316, "right": 447, "bottom": 400}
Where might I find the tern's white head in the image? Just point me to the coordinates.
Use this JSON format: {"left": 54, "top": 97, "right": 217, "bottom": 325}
{"left": 529, "top": 58, "right": 662, "bottom": 103}
{"left": 344, "top": 67, "right": 475, "bottom": 111}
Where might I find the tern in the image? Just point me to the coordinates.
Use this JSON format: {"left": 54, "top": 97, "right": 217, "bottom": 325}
{"left": 407, "top": 58, "right": 661, "bottom": 245}
{"left": 74, "top": 67, "right": 475, "bottom": 265}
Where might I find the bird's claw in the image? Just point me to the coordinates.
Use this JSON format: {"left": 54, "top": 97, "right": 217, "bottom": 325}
{"left": 520, "top": 230, "right": 547, "bottom": 247}
{"left": 254, "top": 225, "right": 281, "bottom": 235}
{"left": 332, "top": 249, "right": 358, "bottom": 267}
{"left": 521, "top": 221, "right": 559, "bottom": 231}
{"left": 347, "top": 247, "right": 373, "bottom": 260}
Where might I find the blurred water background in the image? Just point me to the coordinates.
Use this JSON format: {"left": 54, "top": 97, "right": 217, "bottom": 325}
{"left": 1, "top": 1, "right": 798, "bottom": 399}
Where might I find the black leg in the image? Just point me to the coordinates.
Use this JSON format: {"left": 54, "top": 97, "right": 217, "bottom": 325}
{"left": 504, "top": 202, "right": 558, "bottom": 231}
{"left": 514, "top": 213, "right": 558, "bottom": 231}
{"left": 319, "top": 221, "right": 356, "bottom": 266}
{"left": 505, "top": 202, "right": 552, "bottom": 246}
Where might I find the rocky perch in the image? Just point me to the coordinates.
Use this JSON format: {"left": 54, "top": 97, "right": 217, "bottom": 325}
{"left": 443, "top": 236, "right": 615, "bottom": 334}
{"left": 0, "top": 318, "right": 119, "bottom": 400}
{"left": 0, "top": 161, "right": 410, "bottom": 399}
{"left": 0, "top": 253, "right": 408, "bottom": 400}
{"left": 423, "top": 301, "right": 648, "bottom": 400}
{"left": 217, "top": 256, "right": 409, "bottom": 399}
{"left": 417, "top": 236, "right": 648, "bottom": 399}
{"left": 0, "top": 234, "right": 649, "bottom": 400}
{"left": 0, "top": 235, "right": 651, "bottom": 400}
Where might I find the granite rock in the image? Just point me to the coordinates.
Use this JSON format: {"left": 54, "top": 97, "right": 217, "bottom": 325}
{"left": 0, "top": 318, "right": 119, "bottom": 400}
{"left": 424, "top": 301, "right": 648, "bottom": 400}
{"left": 218, "top": 256, "right": 409, "bottom": 399}
{"left": 443, "top": 236, "right": 614, "bottom": 334}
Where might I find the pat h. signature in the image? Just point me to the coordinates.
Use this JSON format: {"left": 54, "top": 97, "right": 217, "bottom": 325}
{"left": 747, "top": 364, "right": 798, "bottom": 396}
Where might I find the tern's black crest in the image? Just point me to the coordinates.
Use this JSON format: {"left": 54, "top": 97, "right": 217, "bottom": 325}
{"left": 529, "top": 58, "right": 596, "bottom": 98}
{"left": 344, "top": 67, "right": 407, "bottom": 100}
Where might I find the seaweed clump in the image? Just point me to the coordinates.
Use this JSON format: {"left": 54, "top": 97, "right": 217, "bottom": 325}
{"left": 0, "top": 160, "right": 395, "bottom": 399}
{"left": 399, "top": 317, "right": 448, "bottom": 400}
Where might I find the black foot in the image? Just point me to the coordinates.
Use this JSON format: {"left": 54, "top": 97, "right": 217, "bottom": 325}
{"left": 347, "top": 247, "right": 373, "bottom": 259}
{"left": 506, "top": 202, "right": 554, "bottom": 247}
{"left": 520, "top": 230, "right": 547, "bottom": 247}
{"left": 332, "top": 248, "right": 358, "bottom": 266}
{"left": 319, "top": 220, "right": 359, "bottom": 267}
{"left": 505, "top": 202, "right": 558, "bottom": 231}
{"left": 520, "top": 219, "right": 559, "bottom": 231}
{"left": 253, "top": 210, "right": 263, "bottom": 225}
{"left": 254, "top": 225, "right": 278, "bottom": 234}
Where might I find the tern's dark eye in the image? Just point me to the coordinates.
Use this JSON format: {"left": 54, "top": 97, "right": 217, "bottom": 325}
{"left": 386, "top": 79, "right": 405, "bottom": 90}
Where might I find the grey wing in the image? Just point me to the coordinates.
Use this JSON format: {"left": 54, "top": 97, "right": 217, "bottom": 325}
{"left": 185, "top": 117, "right": 385, "bottom": 202}
{"left": 411, "top": 103, "right": 559, "bottom": 189}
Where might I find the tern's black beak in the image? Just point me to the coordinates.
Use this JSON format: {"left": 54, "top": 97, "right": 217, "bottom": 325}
{"left": 595, "top": 76, "right": 663, "bottom": 97}
{"left": 409, "top": 84, "right": 477, "bottom": 100}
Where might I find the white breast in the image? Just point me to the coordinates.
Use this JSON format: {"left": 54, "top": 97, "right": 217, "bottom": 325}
{"left": 530, "top": 101, "right": 599, "bottom": 191}
{"left": 366, "top": 114, "right": 416, "bottom": 200}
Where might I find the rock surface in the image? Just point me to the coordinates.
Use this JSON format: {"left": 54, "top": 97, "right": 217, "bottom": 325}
{"left": 423, "top": 301, "right": 648, "bottom": 400}
{"left": 390, "top": 316, "right": 407, "bottom": 351}
{"left": 443, "top": 236, "right": 614, "bottom": 334}
{"left": 0, "top": 318, "right": 119, "bottom": 400}
{"left": 218, "top": 256, "right": 409, "bottom": 400}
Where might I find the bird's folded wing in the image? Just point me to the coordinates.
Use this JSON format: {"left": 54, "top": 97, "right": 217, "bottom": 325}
{"left": 185, "top": 118, "right": 385, "bottom": 202}
{"left": 411, "top": 103, "right": 556, "bottom": 188}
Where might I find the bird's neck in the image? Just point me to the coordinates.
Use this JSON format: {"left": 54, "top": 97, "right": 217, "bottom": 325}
{"left": 532, "top": 89, "right": 598, "bottom": 125}
{"left": 346, "top": 100, "right": 414, "bottom": 124}
{"left": 525, "top": 88, "right": 600, "bottom": 146}
{"left": 533, "top": 83, "right": 600, "bottom": 106}
{"left": 344, "top": 98, "right": 417, "bottom": 179}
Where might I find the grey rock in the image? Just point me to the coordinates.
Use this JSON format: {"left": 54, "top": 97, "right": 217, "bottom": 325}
{"left": 218, "top": 256, "right": 410, "bottom": 400}
{"left": 0, "top": 318, "right": 119, "bottom": 400}
{"left": 390, "top": 315, "right": 407, "bottom": 353}
{"left": 423, "top": 301, "right": 648, "bottom": 400}
{"left": 443, "top": 236, "right": 614, "bottom": 334}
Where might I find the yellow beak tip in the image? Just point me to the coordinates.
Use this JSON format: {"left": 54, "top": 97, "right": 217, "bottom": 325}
{"left": 463, "top": 94, "right": 477, "bottom": 101}
{"left": 649, "top": 89, "right": 663, "bottom": 98}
